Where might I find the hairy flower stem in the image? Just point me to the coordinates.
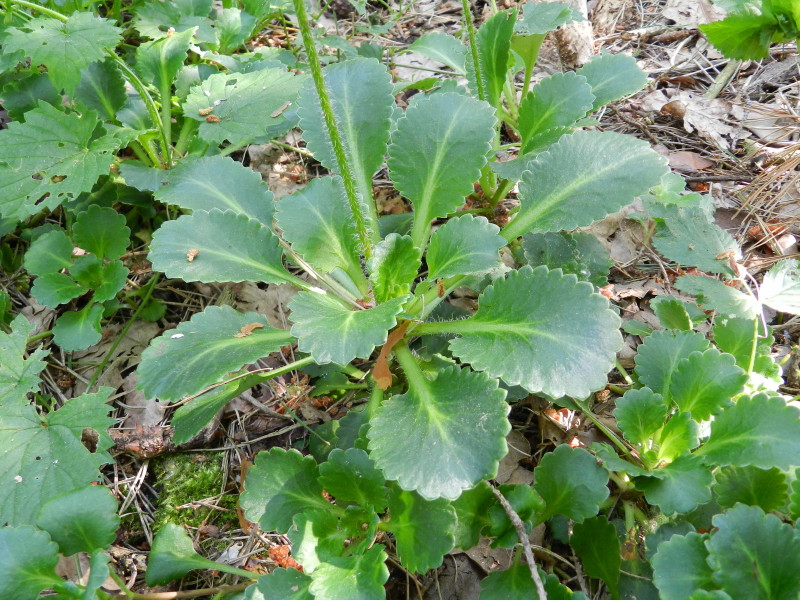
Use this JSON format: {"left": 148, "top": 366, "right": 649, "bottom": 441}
{"left": 292, "top": 0, "right": 376, "bottom": 259}
{"left": 462, "top": 0, "right": 485, "bottom": 102}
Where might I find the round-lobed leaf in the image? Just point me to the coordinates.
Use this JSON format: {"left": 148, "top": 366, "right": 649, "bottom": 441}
{"left": 636, "top": 455, "right": 712, "bottom": 515}
{"left": 276, "top": 176, "right": 361, "bottom": 277}
{"left": 634, "top": 330, "right": 710, "bottom": 400}
{"left": 670, "top": 349, "right": 747, "bottom": 420}
{"left": 318, "top": 449, "right": 388, "bottom": 510}
{"left": 652, "top": 532, "right": 714, "bottom": 600}
{"left": 297, "top": 58, "right": 394, "bottom": 202}
{"left": 240, "top": 448, "right": 331, "bottom": 532}
{"left": 156, "top": 155, "right": 275, "bottom": 225}
{"left": 368, "top": 365, "right": 510, "bottom": 500}
{"left": 385, "top": 487, "right": 456, "bottom": 573}
{"left": 696, "top": 393, "right": 800, "bottom": 469}
{"left": 149, "top": 209, "right": 289, "bottom": 284}
{"left": 308, "top": 544, "right": 389, "bottom": 600}
{"left": 367, "top": 234, "right": 420, "bottom": 303}
{"left": 613, "top": 387, "right": 667, "bottom": 447}
{"left": 708, "top": 504, "right": 800, "bottom": 600}
{"left": 388, "top": 92, "right": 496, "bottom": 244}
{"left": 36, "top": 485, "right": 119, "bottom": 556}
{"left": 0, "top": 526, "right": 62, "bottom": 600}
{"left": 502, "top": 130, "right": 668, "bottom": 240}
{"left": 518, "top": 71, "right": 594, "bottom": 148}
{"left": 533, "top": 444, "right": 609, "bottom": 522}
{"left": 426, "top": 214, "right": 504, "bottom": 280}
{"left": 252, "top": 568, "right": 314, "bottom": 600}
{"left": 289, "top": 293, "right": 407, "bottom": 365}
{"left": 444, "top": 265, "right": 622, "bottom": 398}
{"left": 713, "top": 466, "right": 787, "bottom": 512}
{"left": 137, "top": 305, "right": 293, "bottom": 401}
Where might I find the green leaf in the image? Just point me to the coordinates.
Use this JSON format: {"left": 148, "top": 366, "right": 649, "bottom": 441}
{"left": 438, "top": 265, "right": 621, "bottom": 398}
{"left": 0, "top": 315, "right": 48, "bottom": 405}
{"left": 149, "top": 209, "right": 289, "bottom": 284}
{"left": 171, "top": 378, "right": 242, "bottom": 445}
{"left": 656, "top": 412, "right": 699, "bottom": 462}
{"left": 0, "top": 103, "right": 124, "bottom": 221}
{"left": 74, "top": 205, "right": 130, "bottom": 260}
{"left": 318, "top": 449, "right": 388, "bottom": 509}
{"left": 407, "top": 32, "right": 466, "bottom": 74}
{"left": 789, "top": 479, "right": 800, "bottom": 521}
{"left": 385, "top": 486, "right": 456, "bottom": 573}
{"left": 637, "top": 455, "right": 713, "bottom": 514}
{"left": 696, "top": 393, "right": 800, "bottom": 469}
{"left": 502, "top": 131, "right": 668, "bottom": 240}
{"left": 653, "top": 206, "right": 739, "bottom": 275}
{"left": 571, "top": 516, "right": 621, "bottom": 599}
{"left": 613, "top": 387, "right": 667, "bottom": 447}
{"left": 388, "top": 92, "right": 495, "bottom": 245}
{"left": 157, "top": 155, "right": 275, "bottom": 225}
{"left": 474, "top": 9, "right": 517, "bottom": 109}
{"left": 276, "top": 176, "right": 360, "bottom": 279}
{"left": 521, "top": 231, "right": 612, "bottom": 286}
{"left": 700, "top": 14, "right": 778, "bottom": 60}
{"left": 214, "top": 8, "right": 256, "bottom": 52}
{"left": 240, "top": 448, "right": 330, "bottom": 532}
{"left": 297, "top": 58, "right": 393, "bottom": 203}
{"left": 452, "top": 481, "right": 495, "bottom": 548}
{"left": 518, "top": 72, "right": 594, "bottom": 149}
{"left": 427, "top": 215, "right": 504, "bottom": 280}
{"left": 0, "top": 73, "right": 60, "bottom": 122}
{"left": 133, "top": 0, "right": 212, "bottom": 40}
{"left": 23, "top": 230, "right": 74, "bottom": 277}
{"left": 0, "top": 388, "right": 114, "bottom": 526}
{"left": 308, "top": 545, "right": 389, "bottom": 600}
{"left": 651, "top": 296, "right": 693, "bottom": 331}
{"left": 289, "top": 510, "right": 344, "bottom": 574}
{"left": 36, "top": 486, "right": 118, "bottom": 556}
{"left": 138, "top": 305, "right": 292, "bottom": 401}
{"left": 0, "top": 526, "right": 62, "bottom": 600}
{"left": 671, "top": 349, "right": 747, "bottom": 420}
{"left": 3, "top": 12, "right": 121, "bottom": 93}
{"left": 83, "top": 549, "right": 111, "bottom": 600}
{"left": 515, "top": 1, "right": 581, "bottom": 35}
{"left": 252, "top": 569, "right": 313, "bottom": 600}
{"left": 74, "top": 60, "right": 127, "bottom": 121}
{"left": 760, "top": 259, "right": 800, "bottom": 314}
{"left": 714, "top": 466, "right": 787, "bottom": 511}
{"left": 53, "top": 303, "right": 105, "bottom": 351}
{"left": 652, "top": 532, "right": 714, "bottom": 600}
{"left": 634, "top": 330, "right": 710, "bottom": 399}
{"left": 713, "top": 318, "right": 779, "bottom": 381}
{"left": 576, "top": 53, "right": 649, "bottom": 111}
{"left": 288, "top": 293, "right": 406, "bottom": 365}
{"left": 708, "top": 504, "right": 800, "bottom": 599}
{"left": 368, "top": 365, "right": 509, "bottom": 500}
{"left": 487, "top": 484, "right": 544, "bottom": 548}
{"left": 675, "top": 276, "right": 758, "bottom": 319}
{"left": 136, "top": 27, "right": 196, "bottom": 95}
{"left": 145, "top": 523, "right": 252, "bottom": 585}
{"left": 183, "top": 68, "right": 305, "bottom": 146}
{"left": 367, "top": 234, "right": 420, "bottom": 303}
{"left": 480, "top": 561, "right": 539, "bottom": 599}
{"left": 534, "top": 445, "right": 610, "bottom": 522}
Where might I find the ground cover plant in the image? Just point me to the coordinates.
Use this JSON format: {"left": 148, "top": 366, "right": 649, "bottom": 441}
{"left": 1, "top": 0, "right": 800, "bottom": 597}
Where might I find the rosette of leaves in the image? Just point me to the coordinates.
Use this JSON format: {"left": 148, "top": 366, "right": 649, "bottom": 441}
{"left": 132, "top": 0, "right": 670, "bottom": 588}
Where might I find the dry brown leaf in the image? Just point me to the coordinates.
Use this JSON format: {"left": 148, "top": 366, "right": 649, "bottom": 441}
{"left": 233, "top": 322, "right": 265, "bottom": 338}
{"left": 667, "top": 150, "right": 714, "bottom": 172}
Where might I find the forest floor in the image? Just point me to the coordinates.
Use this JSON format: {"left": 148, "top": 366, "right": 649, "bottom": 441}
{"left": 6, "top": 0, "right": 799, "bottom": 598}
